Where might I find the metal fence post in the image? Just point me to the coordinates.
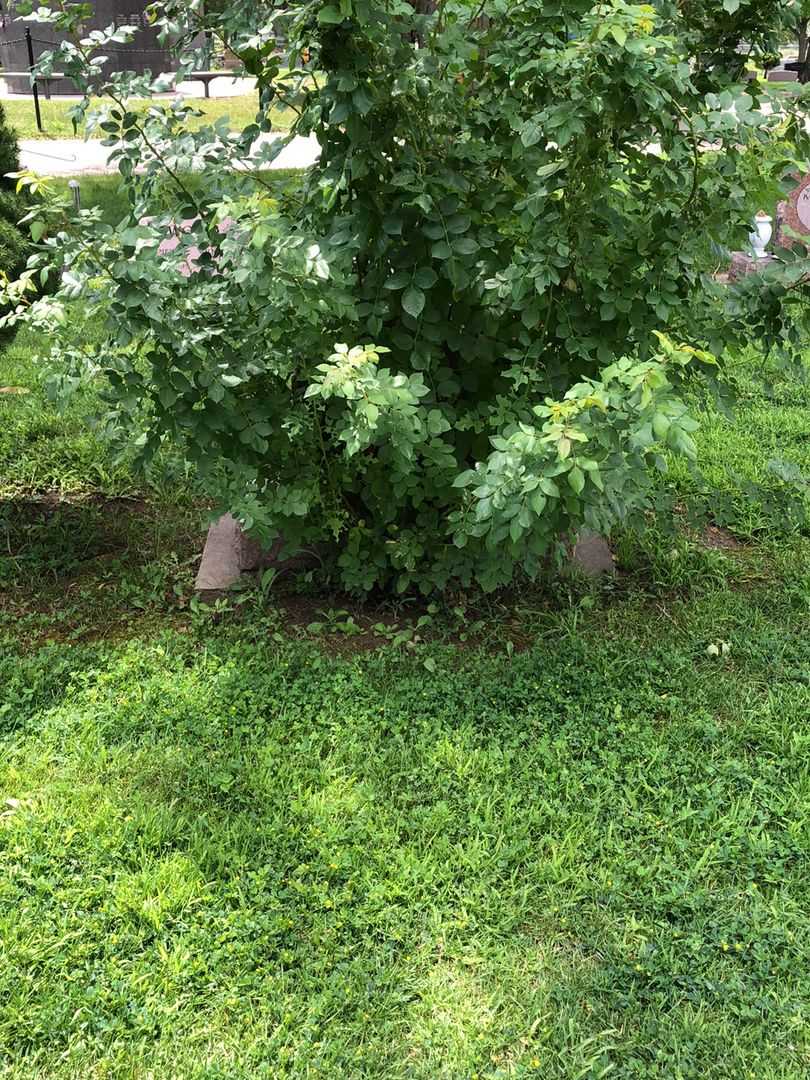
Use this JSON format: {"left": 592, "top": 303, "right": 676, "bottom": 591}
{"left": 25, "top": 28, "right": 43, "bottom": 133}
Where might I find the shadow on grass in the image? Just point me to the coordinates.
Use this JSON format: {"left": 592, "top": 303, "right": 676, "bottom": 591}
{"left": 1, "top": 612, "right": 809, "bottom": 1075}
{"left": 0, "top": 496, "right": 203, "bottom": 585}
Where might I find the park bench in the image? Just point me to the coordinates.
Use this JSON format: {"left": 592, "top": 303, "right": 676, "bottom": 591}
{"left": 182, "top": 71, "right": 233, "bottom": 98}
{"left": 0, "top": 72, "right": 66, "bottom": 98}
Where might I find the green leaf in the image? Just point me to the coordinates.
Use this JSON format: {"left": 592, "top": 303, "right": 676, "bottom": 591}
{"left": 427, "top": 408, "right": 450, "bottom": 435}
{"left": 353, "top": 87, "right": 374, "bottom": 114}
{"left": 318, "top": 5, "right": 344, "bottom": 23}
{"left": 671, "top": 429, "right": 698, "bottom": 459}
{"left": 536, "top": 161, "right": 564, "bottom": 179}
{"left": 453, "top": 237, "right": 479, "bottom": 256}
{"left": 652, "top": 412, "right": 671, "bottom": 439}
{"left": 384, "top": 271, "right": 411, "bottom": 291}
{"left": 402, "top": 287, "right": 426, "bottom": 318}
{"left": 431, "top": 241, "right": 452, "bottom": 260}
{"left": 530, "top": 491, "right": 546, "bottom": 515}
{"left": 610, "top": 25, "right": 627, "bottom": 46}
{"left": 413, "top": 267, "right": 438, "bottom": 289}
{"left": 520, "top": 119, "right": 543, "bottom": 148}
{"left": 568, "top": 466, "right": 585, "bottom": 494}
{"left": 453, "top": 470, "right": 477, "bottom": 488}
{"left": 447, "top": 214, "right": 471, "bottom": 235}
{"left": 722, "top": 0, "right": 740, "bottom": 11}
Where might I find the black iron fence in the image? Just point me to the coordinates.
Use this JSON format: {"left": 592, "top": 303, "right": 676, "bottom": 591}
{"left": 1, "top": 29, "right": 224, "bottom": 131}
{"left": 1, "top": 17, "right": 197, "bottom": 129}
{"left": 0, "top": 30, "right": 64, "bottom": 132}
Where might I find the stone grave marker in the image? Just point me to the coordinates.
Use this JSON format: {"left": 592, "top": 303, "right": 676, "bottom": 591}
{"left": 195, "top": 514, "right": 323, "bottom": 598}
{"left": 725, "top": 174, "right": 810, "bottom": 280}
{"left": 194, "top": 515, "right": 614, "bottom": 597}
{"left": 776, "top": 172, "right": 810, "bottom": 247}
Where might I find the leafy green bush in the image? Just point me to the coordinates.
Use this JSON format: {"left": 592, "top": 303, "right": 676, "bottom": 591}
{"left": 0, "top": 101, "right": 20, "bottom": 184}
{"left": 0, "top": 109, "right": 24, "bottom": 231}
{"left": 5, "top": 1, "right": 810, "bottom": 592}
{"left": 0, "top": 212, "right": 29, "bottom": 280}
{"left": 0, "top": 103, "right": 32, "bottom": 344}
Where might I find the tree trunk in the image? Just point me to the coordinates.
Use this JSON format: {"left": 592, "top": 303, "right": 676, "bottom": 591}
{"left": 408, "top": 0, "right": 438, "bottom": 46}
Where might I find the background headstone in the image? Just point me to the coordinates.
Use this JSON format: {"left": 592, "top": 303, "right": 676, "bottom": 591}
{"left": 776, "top": 173, "right": 810, "bottom": 247}
{"left": 767, "top": 68, "right": 798, "bottom": 83}
{"left": 725, "top": 175, "right": 810, "bottom": 281}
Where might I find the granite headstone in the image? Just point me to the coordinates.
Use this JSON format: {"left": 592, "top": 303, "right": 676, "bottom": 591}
{"left": 776, "top": 172, "right": 810, "bottom": 247}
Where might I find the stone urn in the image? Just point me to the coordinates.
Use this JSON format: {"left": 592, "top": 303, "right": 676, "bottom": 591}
{"left": 749, "top": 211, "right": 773, "bottom": 259}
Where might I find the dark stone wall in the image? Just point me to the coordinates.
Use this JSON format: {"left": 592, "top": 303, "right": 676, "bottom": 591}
{"left": 0, "top": 0, "right": 181, "bottom": 94}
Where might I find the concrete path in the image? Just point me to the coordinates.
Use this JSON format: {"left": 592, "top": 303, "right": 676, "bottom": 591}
{"left": 17, "top": 132, "right": 320, "bottom": 175}
{"left": 0, "top": 75, "right": 259, "bottom": 99}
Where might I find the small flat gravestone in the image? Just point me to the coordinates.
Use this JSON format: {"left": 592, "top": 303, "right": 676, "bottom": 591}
{"left": 572, "top": 530, "right": 615, "bottom": 577}
{"left": 727, "top": 249, "right": 774, "bottom": 280}
{"left": 195, "top": 514, "right": 322, "bottom": 598}
{"left": 195, "top": 513, "right": 255, "bottom": 595}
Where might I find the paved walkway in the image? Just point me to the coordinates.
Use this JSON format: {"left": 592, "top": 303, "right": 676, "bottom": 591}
{"left": 17, "top": 132, "right": 320, "bottom": 175}
{"left": 0, "top": 75, "right": 259, "bottom": 99}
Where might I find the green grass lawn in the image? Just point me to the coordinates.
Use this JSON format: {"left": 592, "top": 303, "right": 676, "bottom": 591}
{"left": 49, "top": 168, "right": 305, "bottom": 226}
{"left": 2, "top": 92, "right": 296, "bottom": 140}
{"left": 2, "top": 309, "right": 810, "bottom": 1077}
